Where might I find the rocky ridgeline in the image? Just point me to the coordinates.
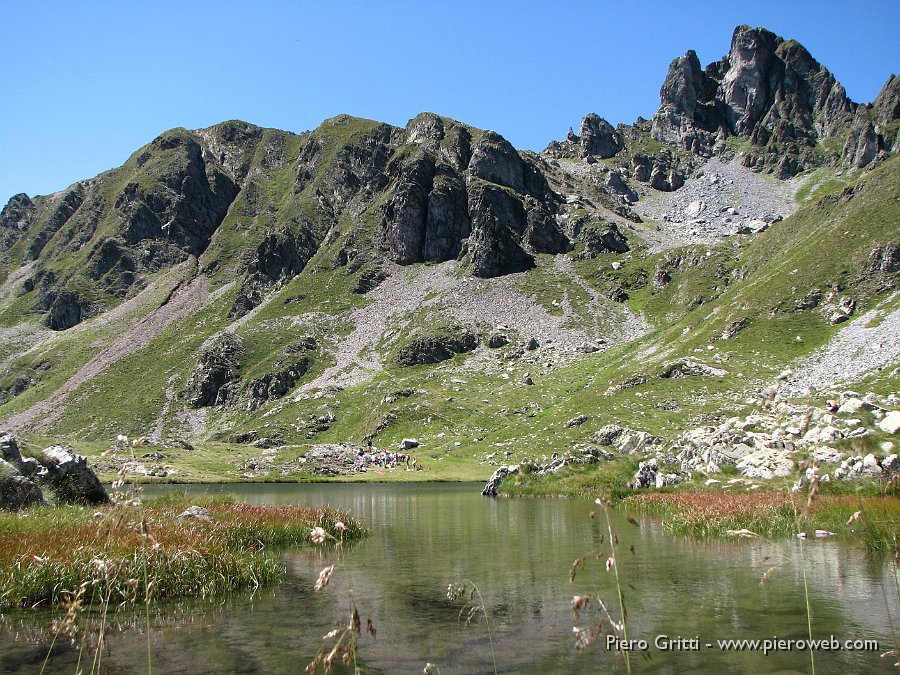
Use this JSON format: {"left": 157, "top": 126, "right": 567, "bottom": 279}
{"left": 3, "top": 26, "right": 896, "bottom": 339}
{"left": 649, "top": 25, "right": 898, "bottom": 176}
{"left": 0, "top": 432, "right": 108, "bottom": 510}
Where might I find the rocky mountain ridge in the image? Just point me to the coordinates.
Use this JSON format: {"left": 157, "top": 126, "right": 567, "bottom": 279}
{"left": 0, "top": 25, "right": 897, "bottom": 476}
{"left": 547, "top": 25, "right": 899, "bottom": 181}
{"left": 1, "top": 25, "right": 896, "bottom": 336}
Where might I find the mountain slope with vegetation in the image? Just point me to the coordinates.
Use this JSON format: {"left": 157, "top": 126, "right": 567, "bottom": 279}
{"left": 0, "top": 25, "right": 897, "bottom": 489}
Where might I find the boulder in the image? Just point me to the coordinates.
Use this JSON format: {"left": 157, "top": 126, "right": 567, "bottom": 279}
{"left": 837, "top": 398, "right": 864, "bottom": 414}
{"left": 0, "top": 459, "right": 46, "bottom": 511}
{"left": 39, "top": 446, "right": 109, "bottom": 505}
{"left": 400, "top": 438, "right": 419, "bottom": 450}
{"left": 878, "top": 411, "right": 900, "bottom": 435}
{"left": 736, "top": 448, "right": 795, "bottom": 479}
{"left": 566, "top": 415, "right": 588, "bottom": 428}
{"left": 487, "top": 333, "right": 509, "bottom": 348}
{"left": 630, "top": 458, "right": 658, "bottom": 489}
{"left": 574, "top": 223, "right": 629, "bottom": 259}
{"left": 655, "top": 472, "right": 683, "bottom": 489}
{"left": 177, "top": 505, "right": 213, "bottom": 522}
{"left": 482, "top": 465, "right": 518, "bottom": 496}
{"left": 658, "top": 359, "right": 728, "bottom": 379}
{"left": 591, "top": 424, "right": 662, "bottom": 455}
{"left": 0, "top": 432, "right": 23, "bottom": 468}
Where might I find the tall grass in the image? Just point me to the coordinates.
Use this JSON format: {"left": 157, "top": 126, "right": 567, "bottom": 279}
{"left": 624, "top": 492, "right": 900, "bottom": 551}
{"left": 0, "top": 497, "right": 365, "bottom": 609}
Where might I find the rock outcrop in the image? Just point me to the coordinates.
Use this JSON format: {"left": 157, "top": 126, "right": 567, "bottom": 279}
{"left": 396, "top": 328, "right": 478, "bottom": 367}
{"left": 380, "top": 117, "right": 569, "bottom": 278}
{"left": 651, "top": 25, "right": 859, "bottom": 176}
{"left": 578, "top": 113, "right": 625, "bottom": 160}
{"left": 182, "top": 333, "right": 243, "bottom": 407}
{"left": 38, "top": 445, "right": 110, "bottom": 505}
{"left": 0, "top": 433, "right": 108, "bottom": 509}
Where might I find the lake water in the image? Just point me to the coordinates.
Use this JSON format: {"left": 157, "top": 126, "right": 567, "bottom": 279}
{"left": 1, "top": 483, "right": 896, "bottom": 673}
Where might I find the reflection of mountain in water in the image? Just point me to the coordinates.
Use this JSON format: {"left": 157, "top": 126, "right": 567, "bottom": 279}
{"left": 2, "top": 484, "right": 895, "bottom": 673}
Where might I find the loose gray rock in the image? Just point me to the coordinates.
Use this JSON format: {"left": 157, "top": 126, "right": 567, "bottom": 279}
{"left": 177, "top": 505, "right": 213, "bottom": 522}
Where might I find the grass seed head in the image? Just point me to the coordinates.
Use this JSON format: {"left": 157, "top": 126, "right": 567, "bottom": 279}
{"left": 314, "top": 565, "right": 334, "bottom": 592}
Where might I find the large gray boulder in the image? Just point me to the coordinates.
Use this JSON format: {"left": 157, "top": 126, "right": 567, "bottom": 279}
{"left": 482, "top": 465, "right": 519, "bottom": 496}
{"left": 579, "top": 113, "right": 624, "bottom": 159}
{"left": 39, "top": 445, "right": 109, "bottom": 505}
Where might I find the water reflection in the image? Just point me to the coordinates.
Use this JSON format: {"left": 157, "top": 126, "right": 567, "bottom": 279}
{"left": 1, "top": 483, "right": 896, "bottom": 673}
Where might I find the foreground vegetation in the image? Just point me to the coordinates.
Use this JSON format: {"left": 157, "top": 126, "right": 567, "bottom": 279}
{"left": 0, "top": 494, "right": 363, "bottom": 609}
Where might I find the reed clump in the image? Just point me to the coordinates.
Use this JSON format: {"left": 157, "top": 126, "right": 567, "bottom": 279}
{"left": 0, "top": 496, "right": 364, "bottom": 609}
{"left": 625, "top": 492, "right": 900, "bottom": 551}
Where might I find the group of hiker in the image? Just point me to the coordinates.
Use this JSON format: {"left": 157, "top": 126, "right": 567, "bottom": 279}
{"left": 355, "top": 441, "right": 420, "bottom": 471}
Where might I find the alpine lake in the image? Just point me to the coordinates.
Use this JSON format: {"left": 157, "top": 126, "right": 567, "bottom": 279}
{"left": 1, "top": 482, "right": 895, "bottom": 673}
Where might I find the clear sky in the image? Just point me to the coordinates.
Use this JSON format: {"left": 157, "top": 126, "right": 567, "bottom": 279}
{"left": 1, "top": 1, "right": 898, "bottom": 207}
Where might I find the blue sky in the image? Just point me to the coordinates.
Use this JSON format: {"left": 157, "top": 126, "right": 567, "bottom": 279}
{"left": 1, "top": 1, "right": 898, "bottom": 206}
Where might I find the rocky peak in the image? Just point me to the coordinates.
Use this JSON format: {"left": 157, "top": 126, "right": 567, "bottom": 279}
{"left": 195, "top": 120, "right": 267, "bottom": 184}
{"left": 0, "top": 193, "right": 34, "bottom": 231}
{"left": 720, "top": 25, "right": 783, "bottom": 135}
{"left": 406, "top": 112, "right": 446, "bottom": 149}
{"left": 651, "top": 25, "right": 857, "bottom": 177}
{"left": 874, "top": 74, "right": 900, "bottom": 123}
{"left": 469, "top": 130, "right": 526, "bottom": 192}
{"left": 578, "top": 113, "right": 624, "bottom": 160}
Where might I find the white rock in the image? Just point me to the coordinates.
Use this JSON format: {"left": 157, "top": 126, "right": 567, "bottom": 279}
{"left": 736, "top": 449, "right": 795, "bottom": 480}
{"left": 877, "top": 411, "right": 900, "bottom": 434}
{"left": 686, "top": 200, "right": 705, "bottom": 217}
{"left": 813, "top": 446, "right": 844, "bottom": 464}
{"left": 838, "top": 398, "right": 864, "bottom": 414}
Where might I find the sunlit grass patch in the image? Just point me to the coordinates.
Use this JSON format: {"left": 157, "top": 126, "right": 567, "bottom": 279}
{"left": 0, "top": 497, "right": 365, "bottom": 609}
{"left": 625, "top": 491, "right": 900, "bottom": 551}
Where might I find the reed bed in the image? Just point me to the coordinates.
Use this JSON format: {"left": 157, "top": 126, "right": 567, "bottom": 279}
{"left": 625, "top": 492, "right": 900, "bottom": 551}
{"left": 0, "top": 497, "right": 364, "bottom": 609}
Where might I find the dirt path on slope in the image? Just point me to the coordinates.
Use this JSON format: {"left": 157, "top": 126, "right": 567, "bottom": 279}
{"left": 2, "top": 274, "right": 209, "bottom": 432}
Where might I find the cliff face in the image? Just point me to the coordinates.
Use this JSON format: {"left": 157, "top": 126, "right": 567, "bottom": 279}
{"left": 0, "top": 114, "right": 572, "bottom": 330}
{"left": 649, "top": 25, "right": 859, "bottom": 177}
